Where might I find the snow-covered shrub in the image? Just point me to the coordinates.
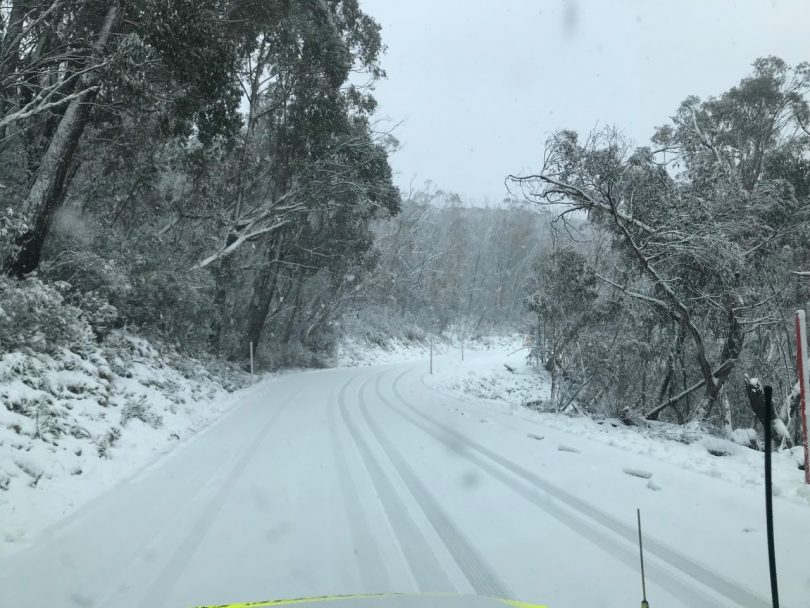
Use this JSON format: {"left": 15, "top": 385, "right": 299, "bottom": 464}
{"left": 169, "top": 354, "right": 248, "bottom": 393}
{"left": 340, "top": 304, "right": 428, "bottom": 350}
{"left": 102, "top": 331, "right": 160, "bottom": 376}
{"left": 0, "top": 277, "right": 93, "bottom": 354}
{"left": 0, "top": 207, "right": 27, "bottom": 265}
{"left": 40, "top": 247, "right": 128, "bottom": 297}
{"left": 261, "top": 341, "right": 329, "bottom": 370}
{"left": 74, "top": 291, "right": 119, "bottom": 339}
{"left": 120, "top": 395, "right": 163, "bottom": 429}
{"left": 96, "top": 426, "right": 121, "bottom": 458}
{"left": 42, "top": 228, "right": 214, "bottom": 352}
{"left": 121, "top": 261, "right": 215, "bottom": 351}
{"left": 38, "top": 247, "right": 128, "bottom": 339}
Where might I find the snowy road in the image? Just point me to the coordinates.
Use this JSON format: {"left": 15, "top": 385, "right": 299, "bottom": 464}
{"left": 1, "top": 359, "right": 807, "bottom": 608}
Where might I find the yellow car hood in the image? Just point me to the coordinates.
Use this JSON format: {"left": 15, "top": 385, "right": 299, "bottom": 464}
{"left": 198, "top": 592, "right": 547, "bottom": 608}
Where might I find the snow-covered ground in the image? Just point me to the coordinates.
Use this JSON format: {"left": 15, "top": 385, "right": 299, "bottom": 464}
{"left": 336, "top": 334, "right": 515, "bottom": 368}
{"left": 425, "top": 342, "right": 810, "bottom": 508}
{"left": 2, "top": 338, "right": 810, "bottom": 608}
{"left": 337, "top": 336, "right": 437, "bottom": 367}
{"left": 0, "top": 331, "right": 259, "bottom": 553}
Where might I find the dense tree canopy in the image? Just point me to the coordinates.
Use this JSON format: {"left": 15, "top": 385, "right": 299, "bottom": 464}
{"left": 1, "top": 0, "right": 399, "bottom": 366}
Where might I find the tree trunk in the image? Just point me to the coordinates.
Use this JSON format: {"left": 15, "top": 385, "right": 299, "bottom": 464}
{"left": 3, "top": 3, "right": 119, "bottom": 277}
{"left": 0, "top": 1, "right": 26, "bottom": 73}
{"left": 208, "top": 241, "right": 237, "bottom": 353}
{"left": 641, "top": 361, "right": 647, "bottom": 410}
{"left": 721, "top": 392, "right": 733, "bottom": 438}
{"left": 544, "top": 316, "right": 588, "bottom": 372}
{"left": 281, "top": 274, "right": 305, "bottom": 345}
{"left": 243, "top": 266, "right": 278, "bottom": 360}
{"left": 210, "top": 48, "right": 269, "bottom": 352}
{"left": 0, "top": 0, "right": 27, "bottom": 142}
{"left": 690, "top": 306, "right": 745, "bottom": 422}
{"left": 657, "top": 323, "right": 685, "bottom": 405}
{"left": 241, "top": 235, "right": 284, "bottom": 359}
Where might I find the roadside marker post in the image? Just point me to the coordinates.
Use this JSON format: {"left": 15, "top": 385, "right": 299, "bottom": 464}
{"left": 795, "top": 310, "right": 810, "bottom": 484}
{"left": 250, "top": 341, "right": 255, "bottom": 381}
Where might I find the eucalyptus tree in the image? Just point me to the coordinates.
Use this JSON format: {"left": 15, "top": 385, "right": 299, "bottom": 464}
{"left": 1, "top": 0, "right": 267, "bottom": 276}
{"left": 510, "top": 58, "right": 810, "bottom": 430}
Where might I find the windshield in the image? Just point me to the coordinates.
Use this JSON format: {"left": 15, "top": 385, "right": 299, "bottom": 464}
{"left": 1, "top": 2, "right": 809, "bottom": 608}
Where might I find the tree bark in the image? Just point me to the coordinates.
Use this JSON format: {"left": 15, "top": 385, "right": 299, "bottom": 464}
{"left": 3, "top": 2, "right": 119, "bottom": 277}
{"left": 657, "top": 323, "right": 686, "bottom": 405}
{"left": 721, "top": 392, "right": 733, "bottom": 438}
{"left": 241, "top": 235, "right": 284, "bottom": 360}
{"left": 208, "top": 239, "right": 237, "bottom": 354}
{"left": 0, "top": 0, "right": 27, "bottom": 141}
{"left": 281, "top": 273, "right": 305, "bottom": 345}
{"left": 690, "top": 306, "right": 745, "bottom": 422}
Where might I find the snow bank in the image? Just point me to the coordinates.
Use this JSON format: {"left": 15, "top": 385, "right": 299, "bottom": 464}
{"left": 337, "top": 336, "right": 437, "bottom": 367}
{"left": 0, "top": 330, "right": 254, "bottom": 553}
{"left": 337, "top": 333, "right": 516, "bottom": 368}
{"left": 426, "top": 340, "right": 551, "bottom": 404}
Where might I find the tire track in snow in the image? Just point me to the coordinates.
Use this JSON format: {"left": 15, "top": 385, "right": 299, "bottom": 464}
{"left": 385, "top": 366, "right": 769, "bottom": 608}
{"left": 136, "top": 385, "right": 304, "bottom": 607}
{"left": 375, "top": 371, "right": 716, "bottom": 606}
{"left": 329, "top": 377, "right": 391, "bottom": 591}
{"left": 357, "top": 376, "right": 514, "bottom": 600}
{"left": 92, "top": 438, "right": 251, "bottom": 606}
{"left": 337, "top": 374, "right": 454, "bottom": 592}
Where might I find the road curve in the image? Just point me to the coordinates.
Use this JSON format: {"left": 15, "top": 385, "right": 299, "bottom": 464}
{"left": 0, "top": 362, "right": 791, "bottom": 608}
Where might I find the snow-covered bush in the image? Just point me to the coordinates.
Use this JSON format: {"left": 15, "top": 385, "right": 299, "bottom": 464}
{"left": 340, "top": 304, "right": 428, "bottom": 349}
{"left": 120, "top": 395, "right": 163, "bottom": 429}
{"left": 261, "top": 340, "right": 331, "bottom": 370}
{"left": 0, "top": 207, "right": 27, "bottom": 265}
{"left": 122, "top": 264, "right": 215, "bottom": 350}
{"left": 38, "top": 247, "right": 128, "bottom": 339}
{"left": 0, "top": 277, "right": 93, "bottom": 354}
{"left": 74, "top": 291, "right": 119, "bottom": 339}
{"left": 95, "top": 426, "right": 121, "bottom": 459}
{"left": 41, "top": 228, "right": 215, "bottom": 352}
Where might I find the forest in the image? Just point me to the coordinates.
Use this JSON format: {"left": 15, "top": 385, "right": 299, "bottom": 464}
{"left": 1, "top": 0, "right": 809, "bottom": 445}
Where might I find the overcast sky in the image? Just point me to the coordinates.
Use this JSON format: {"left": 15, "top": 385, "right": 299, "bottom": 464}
{"left": 360, "top": 0, "right": 809, "bottom": 203}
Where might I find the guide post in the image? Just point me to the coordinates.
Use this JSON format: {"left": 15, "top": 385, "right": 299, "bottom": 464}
{"left": 796, "top": 309, "right": 810, "bottom": 484}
